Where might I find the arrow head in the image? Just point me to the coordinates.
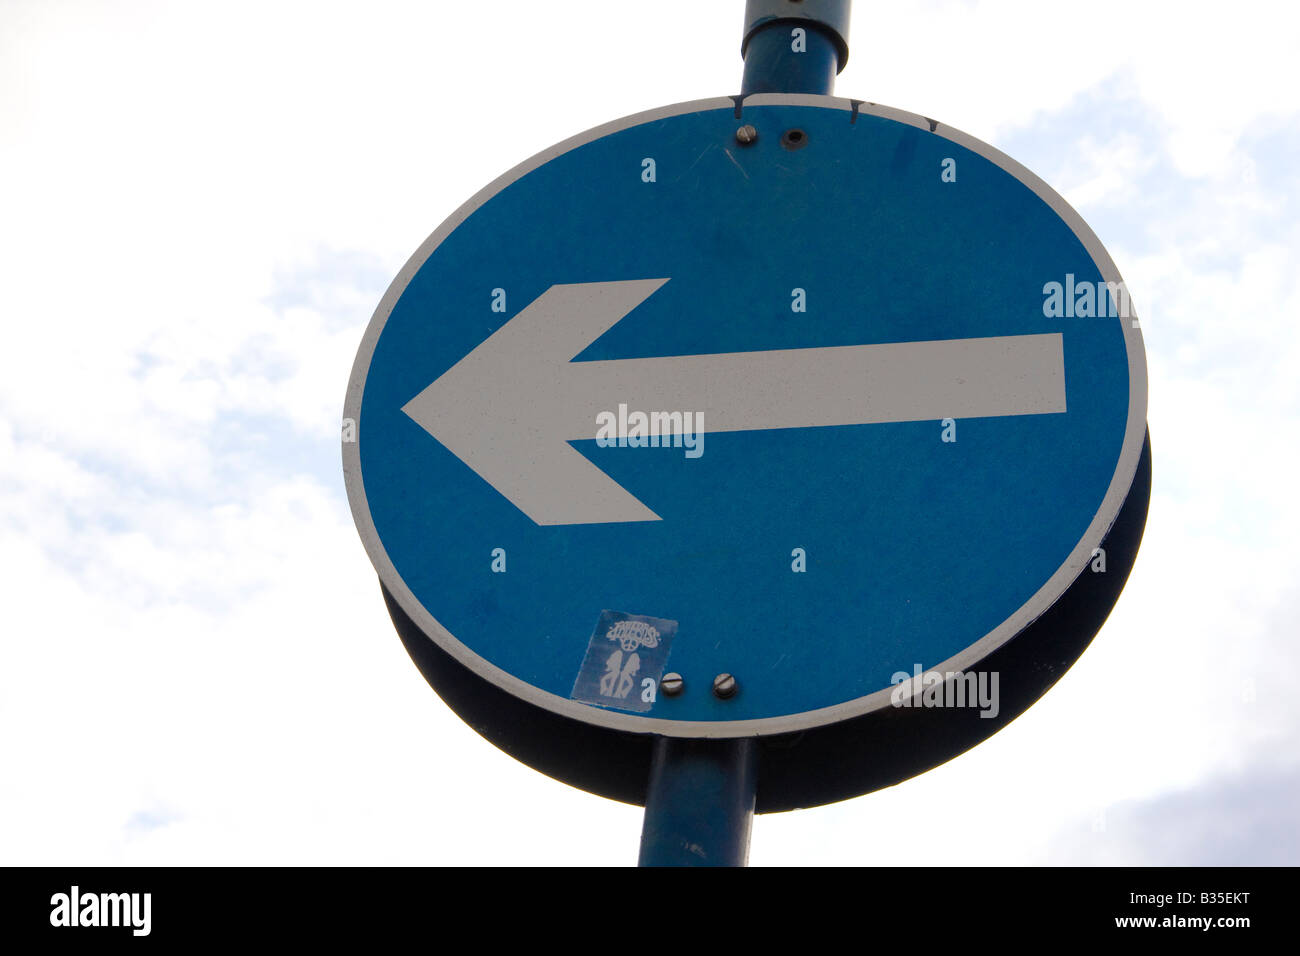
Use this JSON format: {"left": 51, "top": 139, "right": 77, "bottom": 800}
{"left": 402, "top": 279, "right": 670, "bottom": 525}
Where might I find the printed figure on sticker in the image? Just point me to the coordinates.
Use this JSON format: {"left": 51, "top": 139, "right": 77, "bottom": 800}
{"left": 572, "top": 611, "right": 677, "bottom": 713}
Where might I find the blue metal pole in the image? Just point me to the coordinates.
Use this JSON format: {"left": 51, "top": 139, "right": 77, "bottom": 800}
{"left": 740, "top": 0, "right": 851, "bottom": 96}
{"left": 635, "top": 0, "right": 853, "bottom": 868}
{"left": 638, "top": 737, "right": 759, "bottom": 866}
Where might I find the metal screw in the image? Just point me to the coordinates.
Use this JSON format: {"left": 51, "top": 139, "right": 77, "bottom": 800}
{"left": 661, "top": 673, "right": 684, "bottom": 697}
{"left": 735, "top": 124, "right": 758, "bottom": 145}
{"left": 712, "top": 673, "right": 738, "bottom": 699}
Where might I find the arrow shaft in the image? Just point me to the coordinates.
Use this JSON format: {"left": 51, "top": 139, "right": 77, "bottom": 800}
{"left": 563, "top": 334, "right": 1065, "bottom": 437}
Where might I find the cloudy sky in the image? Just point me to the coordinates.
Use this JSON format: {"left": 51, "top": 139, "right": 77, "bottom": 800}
{"left": 2, "top": 0, "right": 1297, "bottom": 865}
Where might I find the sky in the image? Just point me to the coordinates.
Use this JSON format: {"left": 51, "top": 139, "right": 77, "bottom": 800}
{"left": 1, "top": 0, "right": 1297, "bottom": 866}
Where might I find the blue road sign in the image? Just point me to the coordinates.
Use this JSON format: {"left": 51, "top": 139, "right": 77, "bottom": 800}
{"left": 343, "top": 94, "right": 1147, "bottom": 737}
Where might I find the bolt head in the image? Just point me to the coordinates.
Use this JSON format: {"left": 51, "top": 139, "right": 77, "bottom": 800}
{"left": 661, "top": 672, "right": 684, "bottom": 696}
{"left": 735, "top": 124, "right": 758, "bottom": 145}
{"left": 712, "top": 673, "right": 738, "bottom": 699}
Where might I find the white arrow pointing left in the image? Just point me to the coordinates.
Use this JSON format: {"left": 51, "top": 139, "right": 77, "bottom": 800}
{"left": 402, "top": 279, "right": 1066, "bottom": 526}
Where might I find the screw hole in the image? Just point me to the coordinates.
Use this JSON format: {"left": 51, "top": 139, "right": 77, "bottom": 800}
{"left": 781, "top": 128, "right": 808, "bottom": 150}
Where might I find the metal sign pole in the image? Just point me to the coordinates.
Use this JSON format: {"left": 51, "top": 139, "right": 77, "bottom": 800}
{"left": 638, "top": 737, "right": 759, "bottom": 866}
{"left": 740, "top": 0, "right": 851, "bottom": 96}
{"left": 635, "top": 0, "right": 852, "bottom": 868}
